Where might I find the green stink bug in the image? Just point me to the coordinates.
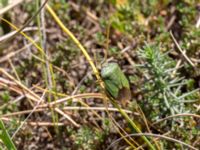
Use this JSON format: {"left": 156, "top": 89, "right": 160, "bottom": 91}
{"left": 101, "top": 63, "right": 131, "bottom": 106}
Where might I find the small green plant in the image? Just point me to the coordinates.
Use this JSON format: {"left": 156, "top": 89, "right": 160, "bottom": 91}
{"left": 136, "top": 44, "right": 199, "bottom": 148}
{"left": 138, "top": 44, "right": 199, "bottom": 122}
{"left": 74, "top": 126, "right": 104, "bottom": 150}
{"left": 0, "top": 91, "right": 10, "bottom": 103}
{"left": 0, "top": 0, "right": 8, "bottom": 7}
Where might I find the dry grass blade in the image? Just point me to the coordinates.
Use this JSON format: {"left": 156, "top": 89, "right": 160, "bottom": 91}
{"left": 0, "top": 0, "right": 49, "bottom": 44}
{"left": 45, "top": 4, "right": 104, "bottom": 88}
{"left": 106, "top": 133, "right": 198, "bottom": 150}
{"left": 0, "top": 0, "right": 27, "bottom": 15}
{"left": 38, "top": 93, "right": 104, "bottom": 108}
{"left": 0, "top": 38, "right": 38, "bottom": 63}
{"left": 153, "top": 113, "right": 200, "bottom": 125}
{"left": 0, "top": 68, "right": 41, "bottom": 102}
{"left": 55, "top": 108, "right": 80, "bottom": 128}
{"left": 11, "top": 90, "right": 46, "bottom": 138}
{"left": 0, "top": 27, "right": 39, "bottom": 42}
{"left": 2, "top": 107, "right": 132, "bottom": 117}
{"left": 0, "top": 77, "right": 40, "bottom": 102}
{"left": 1, "top": 117, "right": 66, "bottom": 126}
{"left": 170, "top": 31, "right": 195, "bottom": 67}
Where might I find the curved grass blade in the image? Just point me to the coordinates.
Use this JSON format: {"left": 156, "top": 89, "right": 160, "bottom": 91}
{"left": 0, "top": 119, "right": 16, "bottom": 150}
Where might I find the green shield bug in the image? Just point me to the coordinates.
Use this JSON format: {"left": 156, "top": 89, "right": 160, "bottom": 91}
{"left": 101, "top": 63, "right": 131, "bottom": 106}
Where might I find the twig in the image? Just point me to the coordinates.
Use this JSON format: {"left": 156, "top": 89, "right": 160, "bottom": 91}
{"left": 55, "top": 108, "right": 80, "bottom": 128}
{"left": 170, "top": 31, "right": 195, "bottom": 67}
{"left": 11, "top": 90, "right": 46, "bottom": 138}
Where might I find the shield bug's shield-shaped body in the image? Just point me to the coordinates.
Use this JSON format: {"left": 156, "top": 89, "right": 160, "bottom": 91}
{"left": 101, "top": 63, "right": 131, "bottom": 106}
